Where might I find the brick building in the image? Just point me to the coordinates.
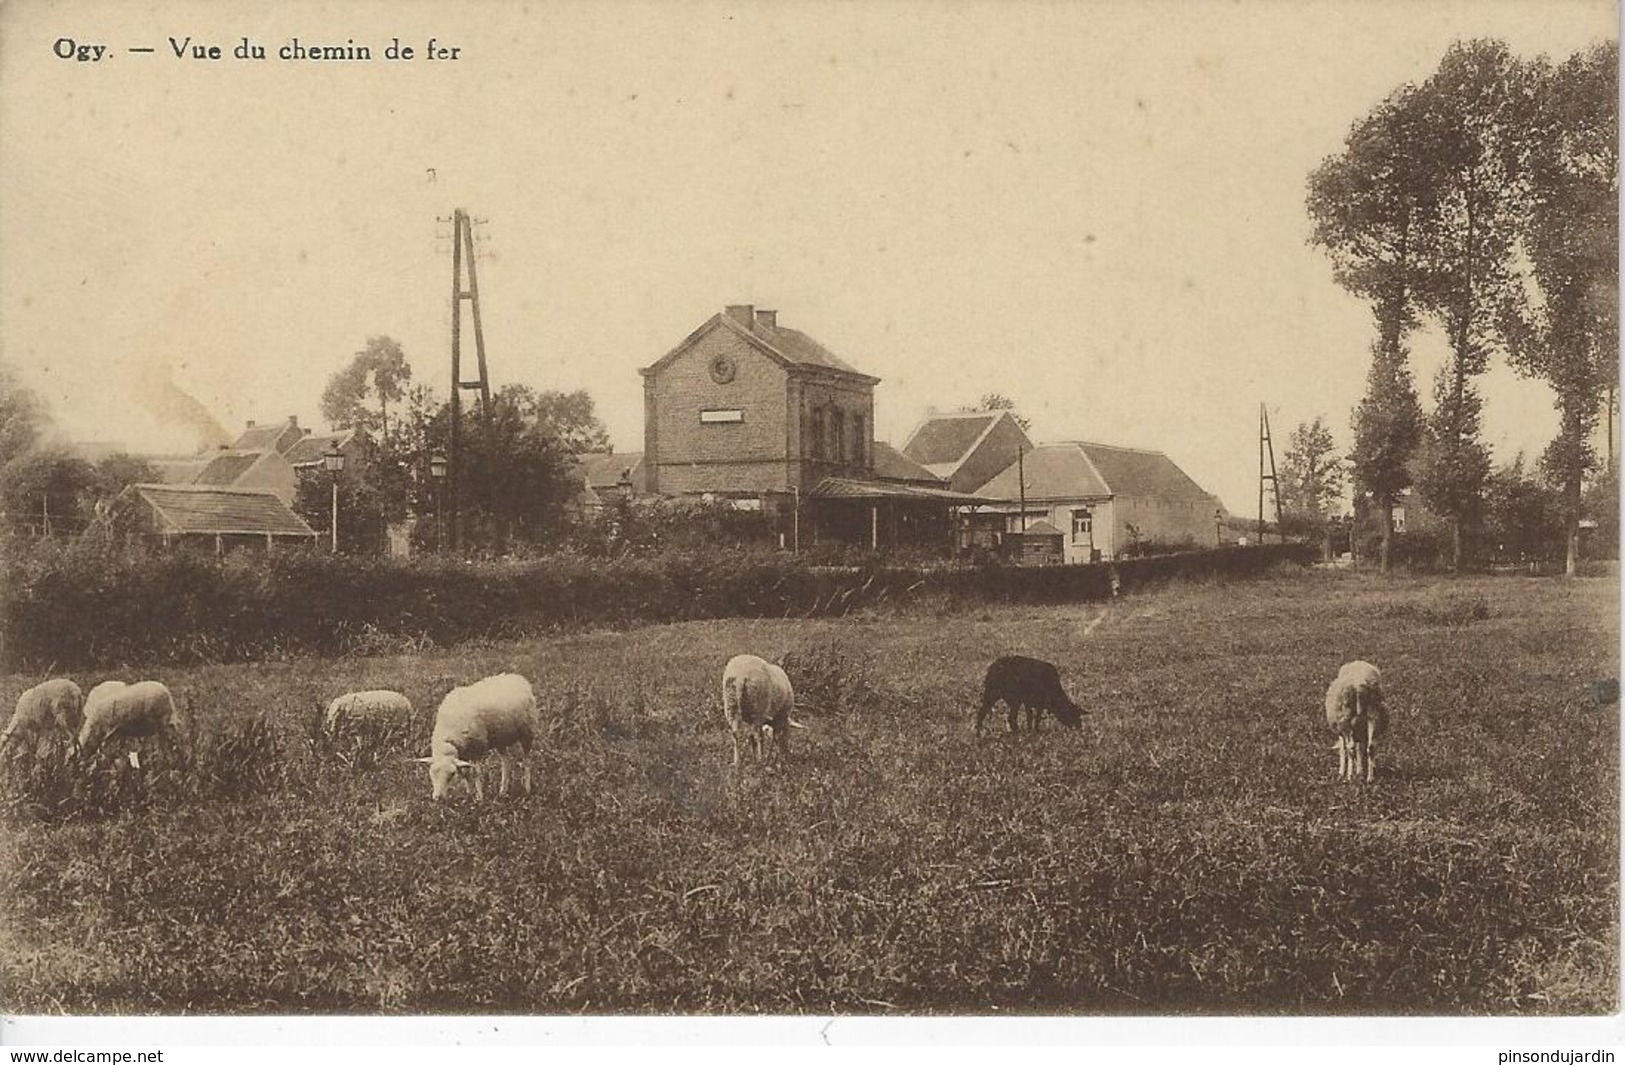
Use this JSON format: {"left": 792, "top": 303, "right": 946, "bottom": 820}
{"left": 640, "top": 304, "right": 881, "bottom": 496}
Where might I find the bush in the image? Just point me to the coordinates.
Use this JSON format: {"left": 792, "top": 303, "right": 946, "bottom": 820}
{"left": 780, "top": 636, "right": 883, "bottom": 718}
{"left": 1, "top": 540, "right": 1316, "bottom": 671}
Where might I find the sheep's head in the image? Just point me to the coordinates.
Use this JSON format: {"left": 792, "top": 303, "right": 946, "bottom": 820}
{"left": 416, "top": 754, "right": 475, "bottom": 800}
{"left": 1052, "top": 702, "right": 1084, "bottom": 728}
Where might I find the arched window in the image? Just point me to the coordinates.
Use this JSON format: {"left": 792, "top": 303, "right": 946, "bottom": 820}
{"left": 809, "top": 407, "right": 825, "bottom": 460}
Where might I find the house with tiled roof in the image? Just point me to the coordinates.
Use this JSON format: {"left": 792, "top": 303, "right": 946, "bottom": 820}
{"left": 192, "top": 448, "right": 297, "bottom": 505}
{"left": 571, "top": 451, "right": 647, "bottom": 509}
{"left": 973, "top": 441, "right": 1226, "bottom": 562}
{"left": 900, "top": 410, "right": 1035, "bottom": 494}
{"left": 283, "top": 429, "right": 359, "bottom": 471}
{"left": 93, "top": 483, "right": 318, "bottom": 552}
{"left": 231, "top": 416, "right": 308, "bottom": 455}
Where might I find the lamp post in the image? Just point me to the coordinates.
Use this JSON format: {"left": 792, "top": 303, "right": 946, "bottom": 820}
{"left": 429, "top": 452, "right": 448, "bottom": 550}
{"left": 323, "top": 444, "right": 346, "bottom": 553}
{"left": 1214, "top": 507, "right": 1224, "bottom": 548}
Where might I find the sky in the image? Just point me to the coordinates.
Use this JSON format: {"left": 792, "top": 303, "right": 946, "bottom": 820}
{"left": 0, "top": 0, "right": 1616, "bottom": 515}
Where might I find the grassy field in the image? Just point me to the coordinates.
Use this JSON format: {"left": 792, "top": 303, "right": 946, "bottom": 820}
{"left": 0, "top": 568, "right": 1617, "bottom": 1015}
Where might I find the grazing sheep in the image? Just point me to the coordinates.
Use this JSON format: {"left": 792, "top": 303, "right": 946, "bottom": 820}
{"left": 323, "top": 689, "right": 415, "bottom": 740}
{"left": 1325, "top": 660, "right": 1388, "bottom": 783}
{"left": 77, "top": 680, "right": 189, "bottom": 766}
{"left": 976, "top": 655, "right": 1085, "bottom": 734}
{"left": 1, "top": 679, "right": 85, "bottom": 753}
{"left": 416, "top": 673, "right": 538, "bottom": 801}
{"left": 721, "top": 654, "right": 804, "bottom": 766}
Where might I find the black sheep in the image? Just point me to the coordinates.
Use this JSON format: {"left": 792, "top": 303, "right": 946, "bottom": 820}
{"left": 976, "top": 655, "right": 1086, "bottom": 734}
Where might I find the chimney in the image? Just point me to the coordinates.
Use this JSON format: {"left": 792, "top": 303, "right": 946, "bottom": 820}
{"left": 754, "top": 309, "right": 777, "bottom": 331}
{"left": 725, "top": 304, "right": 755, "bottom": 330}
{"left": 287, "top": 415, "right": 299, "bottom": 427}
{"left": 246, "top": 420, "right": 257, "bottom": 429}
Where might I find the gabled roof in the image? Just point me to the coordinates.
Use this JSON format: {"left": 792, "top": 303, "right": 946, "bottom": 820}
{"left": 640, "top": 310, "right": 879, "bottom": 383}
{"left": 232, "top": 419, "right": 306, "bottom": 454}
{"left": 901, "top": 411, "right": 998, "bottom": 466}
{"left": 974, "top": 441, "right": 1217, "bottom": 506}
{"left": 870, "top": 441, "right": 943, "bottom": 485}
{"left": 285, "top": 430, "right": 358, "bottom": 468}
{"left": 976, "top": 444, "right": 1112, "bottom": 502}
{"left": 1071, "top": 441, "right": 1216, "bottom": 506}
{"left": 193, "top": 450, "right": 268, "bottom": 486}
{"left": 1020, "top": 519, "right": 1064, "bottom": 537}
{"left": 900, "top": 410, "right": 1032, "bottom": 478}
{"left": 121, "top": 484, "right": 317, "bottom": 538}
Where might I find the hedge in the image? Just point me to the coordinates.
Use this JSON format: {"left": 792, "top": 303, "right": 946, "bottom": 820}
{"left": 1, "top": 540, "right": 1316, "bottom": 671}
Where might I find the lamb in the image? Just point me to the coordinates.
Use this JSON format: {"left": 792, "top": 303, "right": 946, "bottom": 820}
{"left": 415, "top": 673, "right": 538, "bottom": 801}
{"left": 1324, "top": 660, "right": 1387, "bottom": 783}
{"left": 975, "top": 655, "right": 1085, "bottom": 734}
{"left": 323, "top": 689, "right": 415, "bottom": 740}
{"left": 721, "top": 654, "right": 804, "bottom": 766}
{"left": 1, "top": 679, "right": 85, "bottom": 753}
{"left": 77, "top": 680, "right": 189, "bottom": 766}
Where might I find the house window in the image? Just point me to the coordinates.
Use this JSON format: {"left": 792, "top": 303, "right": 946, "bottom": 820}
{"left": 700, "top": 409, "right": 744, "bottom": 424}
{"left": 853, "top": 414, "right": 867, "bottom": 466}
{"left": 831, "top": 409, "right": 846, "bottom": 462}
{"left": 809, "top": 407, "right": 825, "bottom": 459}
{"left": 1071, "top": 508, "right": 1093, "bottom": 544}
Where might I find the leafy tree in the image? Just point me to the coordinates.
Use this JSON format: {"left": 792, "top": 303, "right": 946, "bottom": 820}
{"left": 319, "top": 336, "right": 412, "bottom": 441}
{"left": 517, "top": 388, "right": 612, "bottom": 454}
{"left": 1, "top": 449, "right": 96, "bottom": 537}
{"left": 960, "top": 393, "right": 1031, "bottom": 431}
{"left": 1279, "top": 417, "right": 1346, "bottom": 521}
{"left": 1409, "top": 40, "right": 1540, "bottom": 571}
{"left": 1500, "top": 42, "right": 1619, "bottom": 575}
{"left": 456, "top": 384, "right": 579, "bottom": 552}
{"left": 1307, "top": 85, "right": 1430, "bottom": 571}
{"left": 0, "top": 364, "right": 45, "bottom": 467}
{"left": 1483, "top": 454, "right": 1563, "bottom": 564}
{"left": 92, "top": 453, "right": 160, "bottom": 501}
{"left": 1279, "top": 417, "right": 1347, "bottom": 558}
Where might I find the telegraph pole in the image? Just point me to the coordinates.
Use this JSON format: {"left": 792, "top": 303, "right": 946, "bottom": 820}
{"left": 1258, "top": 403, "right": 1285, "bottom": 544}
{"left": 444, "top": 208, "right": 493, "bottom": 550}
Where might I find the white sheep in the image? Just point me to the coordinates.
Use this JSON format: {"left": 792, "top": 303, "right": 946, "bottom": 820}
{"left": 323, "top": 689, "right": 415, "bottom": 740}
{"left": 77, "top": 680, "right": 189, "bottom": 767}
{"left": 1, "top": 679, "right": 85, "bottom": 753}
{"left": 721, "top": 654, "right": 804, "bottom": 767}
{"left": 1325, "top": 660, "right": 1388, "bottom": 783}
{"left": 415, "top": 673, "right": 538, "bottom": 801}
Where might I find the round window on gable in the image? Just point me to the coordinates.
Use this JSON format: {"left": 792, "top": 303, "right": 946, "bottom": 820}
{"left": 709, "top": 354, "right": 738, "bottom": 384}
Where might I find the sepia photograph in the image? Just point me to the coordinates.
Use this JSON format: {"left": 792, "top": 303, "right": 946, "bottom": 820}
{"left": 0, "top": 0, "right": 1619, "bottom": 1045}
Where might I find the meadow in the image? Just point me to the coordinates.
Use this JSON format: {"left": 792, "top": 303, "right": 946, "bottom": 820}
{"left": 0, "top": 568, "right": 1617, "bottom": 1015}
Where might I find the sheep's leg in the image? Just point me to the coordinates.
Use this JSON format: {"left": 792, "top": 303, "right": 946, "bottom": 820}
{"left": 473, "top": 763, "right": 486, "bottom": 802}
{"left": 1006, "top": 704, "right": 1018, "bottom": 733}
{"left": 521, "top": 747, "right": 533, "bottom": 795}
{"left": 975, "top": 694, "right": 993, "bottom": 734}
{"left": 1365, "top": 718, "right": 1379, "bottom": 783}
{"left": 1033, "top": 706, "right": 1044, "bottom": 732}
{"left": 775, "top": 721, "right": 791, "bottom": 763}
{"left": 730, "top": 724, "right": 741, "bottom": 768}
{"left": 1336, "top": 736, "right": 1349, "bottom": 781}
{"left": 498, "top": 751, "right": 511, "bottom": 797}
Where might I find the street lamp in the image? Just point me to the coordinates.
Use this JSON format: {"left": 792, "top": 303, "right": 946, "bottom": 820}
{"left": 1214, "top": 507, "right": 1224, "bottom": 547}
{"left": 429, "top": 452, "right": 448, "bottom": 550}
{"left": 324, "top": 444, "right": 345, "bottom": 553}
